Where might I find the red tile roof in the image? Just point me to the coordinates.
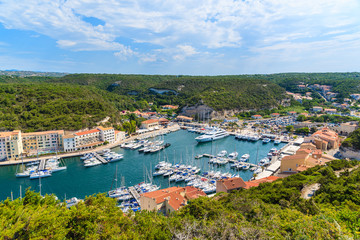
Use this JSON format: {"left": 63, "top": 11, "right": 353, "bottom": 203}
{"left": 142, "top": 119, "right": 159, "bottom": 124}
{"left": 218, "top": 177, "right": 247, "bottom": 190}
{"left": 184, "top": 186, "right": 207, "bottom": 199}
{"left": 244, "top": 176, "right": 280, "bottom": 189}
{"left": 74, "top": 129, "right": 100, "bottom": 136}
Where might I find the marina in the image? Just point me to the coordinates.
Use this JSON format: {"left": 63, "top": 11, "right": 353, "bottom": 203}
{"left": 0, "top": 129, "right": 285, "bottom": 201}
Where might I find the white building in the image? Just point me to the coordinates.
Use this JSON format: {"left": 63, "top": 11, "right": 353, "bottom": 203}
{"left": 97, "top": 126, "right": 115, "bottom": 143}
{"left": 63, "top": 135, "right": 76, "bottom": 152}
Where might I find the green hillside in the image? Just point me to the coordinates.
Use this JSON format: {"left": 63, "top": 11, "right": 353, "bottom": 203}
{"left": 1, "top": 160, "right": 359, "bottom": 239}
{"left": 0, "top": 82, "right": 134, "bottom": 132}
{"left": 341, "top": 127, "right": 360, "bottom": 150}
{"left": 53, "top": 74, "right": 287, "bottom": 111}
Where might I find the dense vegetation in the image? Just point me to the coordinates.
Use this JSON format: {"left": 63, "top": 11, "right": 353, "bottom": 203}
{"left": 53, "top": 74, "right": 287, "bottom": 111}
{"left": 342, "top": 127, "right": 360, "bottom": 150}
{"left": 262, "top": 72, "right": 360, "bottom": 98}
{"left": 2, "top": 72, "right": 360, "bottom": 131}
{"left": 0, "top": 82, "right": 133, "bottom": 132}
{"left": 1, "top": 160, "right": 359, "bottom": 239}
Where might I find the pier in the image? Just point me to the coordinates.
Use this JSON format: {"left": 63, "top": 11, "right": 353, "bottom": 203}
{"left": 93, "top": 153, "right": 108, "bottom": 164}
{"left": 128, "top": 186, "right": 140, "bottom": 203}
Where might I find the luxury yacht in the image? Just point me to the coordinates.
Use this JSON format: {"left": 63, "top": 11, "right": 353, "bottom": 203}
{"left": 195, "top": 128, "right": 229, "bottom": 142}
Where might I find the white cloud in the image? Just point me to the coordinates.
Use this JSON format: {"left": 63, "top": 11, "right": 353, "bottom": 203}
{"left": 0, "top": 0, "right": 359, "bottom": 69}
{"left": 113, "top": 45, "right": 136, "bottom": 60}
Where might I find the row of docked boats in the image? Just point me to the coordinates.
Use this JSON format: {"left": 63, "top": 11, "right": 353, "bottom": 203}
{"left": 15, "top": 156, "right": 67, "bottom": 179}
{"left": 81, "top": 149, "right": 124, "bottom": 167}
{"left": 235, "top": 133, "right": 282, "bottom": 144}
{"left": 108, "top": 182, "right": 160, "bottom": 213}
{"left": 121, "top": 139, "right": 171, "bottom": 153}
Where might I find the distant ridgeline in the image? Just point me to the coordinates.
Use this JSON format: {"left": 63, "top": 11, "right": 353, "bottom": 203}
{"left": 51, "top": 74, "right": 288, "bottom": 111}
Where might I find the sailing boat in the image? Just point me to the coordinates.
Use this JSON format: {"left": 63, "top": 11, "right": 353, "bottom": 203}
{"left": 16, "top": 155, "right": 31, "bottom": 177}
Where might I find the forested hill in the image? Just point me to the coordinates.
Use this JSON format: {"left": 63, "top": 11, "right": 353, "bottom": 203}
{"left": 1, "top": 160, "right": 359, "bottom": 239}
{"left": 0, "top": 81, "right": 137, "bottom": 132}
{"left": 51, "top": 74, "right": 288, "bottom": 111}
{"left": 260, "top": 72, "right": 360, "bottom": 97}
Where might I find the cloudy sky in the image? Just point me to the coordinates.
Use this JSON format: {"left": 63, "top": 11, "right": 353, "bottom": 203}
{"left": 0, "top": 0, "right": 359, "bottom": 75}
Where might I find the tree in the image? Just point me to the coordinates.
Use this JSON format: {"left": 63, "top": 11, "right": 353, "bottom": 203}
{"left": 286, "top": 125, "right": 294, "bottom": 133}
{"left": 296, "top": 115, "right": 307, "bottom": 122}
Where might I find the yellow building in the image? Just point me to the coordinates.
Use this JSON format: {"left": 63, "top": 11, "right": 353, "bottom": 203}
{"left": 0, "top": 130, "right": 23, "bottom": 160}
{"left": 22, "top": 130, "right": 64, "bottom": 155}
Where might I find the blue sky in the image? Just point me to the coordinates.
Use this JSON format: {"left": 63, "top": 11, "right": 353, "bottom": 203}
{"left": 0, "top": 0, "right": 359, "bottom": 75}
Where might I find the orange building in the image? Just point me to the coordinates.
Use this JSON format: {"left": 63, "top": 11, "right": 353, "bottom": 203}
{"left": 140, "top": 186, "right": 206, "bottom": 215}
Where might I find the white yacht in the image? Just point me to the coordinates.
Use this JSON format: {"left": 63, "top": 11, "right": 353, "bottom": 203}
{"left": 217, "top": 150, "right": 228, "bottom": 157}
{"left": 195, "top": 128, "right": 229, "bottom": 142}
{"left": 240, "top": 154, "right": 250, "bottom": 162}
{"left": 228, "top": 152, "right": 238, "bottom": 160}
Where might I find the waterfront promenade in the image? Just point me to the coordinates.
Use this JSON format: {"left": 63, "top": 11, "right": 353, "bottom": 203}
{"left": 0, "top": 124, "right": 181, "bottom": 166}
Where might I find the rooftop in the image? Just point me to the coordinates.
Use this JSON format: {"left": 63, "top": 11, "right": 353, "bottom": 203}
{"left": 142, "top": 119, "right": 159, "bottom": 124}
{"left": 74, "top": 129, "right": 100, "bottom": 136}
{"left": 218, "top": 177, "right": 247, "bottom": 190}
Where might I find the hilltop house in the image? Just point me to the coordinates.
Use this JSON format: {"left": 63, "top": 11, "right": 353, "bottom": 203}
{"left": 140, "top": 186, "right": 206, "bottom": 215}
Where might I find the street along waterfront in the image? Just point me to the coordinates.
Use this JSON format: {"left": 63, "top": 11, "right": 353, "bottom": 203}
{"left": 0, "top": 130, "right": 285, "bottom": 201}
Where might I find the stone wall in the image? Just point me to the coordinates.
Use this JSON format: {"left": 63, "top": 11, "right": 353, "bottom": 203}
{"left": 339, "top": 147, "right": 360, "bottom": 160}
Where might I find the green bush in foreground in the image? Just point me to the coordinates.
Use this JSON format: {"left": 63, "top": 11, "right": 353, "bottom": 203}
{"left": 1, "top": 160, "right": 359, "bottom": 239}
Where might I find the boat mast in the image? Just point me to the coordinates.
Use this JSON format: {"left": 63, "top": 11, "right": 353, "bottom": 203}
{"left": 39, "top": 176, "right": 42, "bottom": 196}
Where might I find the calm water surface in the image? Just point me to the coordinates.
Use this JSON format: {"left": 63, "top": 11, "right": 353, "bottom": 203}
{"left": 0, "top": 130, "right": 284, "bottom": 201}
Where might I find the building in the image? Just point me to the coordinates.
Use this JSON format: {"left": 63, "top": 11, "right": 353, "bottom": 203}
{"left": 216, "top": 177, "right": 247, "bottom": 193}
{"left": 96, "top": 126, "right": 115, "bottom": 143}
{"left": 330, "top": 122, "right": 359, "bottom": 136}
{"left": 244, "top": 176, "right": 280, "bottom": 189}
{"left": 280, "top": 144, "right": 336, "bottom": 173}
{"left": 141, "top": 119, "right": 160, "bottom": 130}
{"left": 271, "top": 113, "right": 280, "bottom": 118}
{"left": 158, "top": 118, "right": 170, "bottom": 126}
{"left": 344, "top": 98, "right": 351, "bottom": 102}
{"left": 350, "top": 94, "right": 360, "bottom": 101}
{"left": 223, "top": 117, "right": 238, "bottom": 123}
{"left": 0, "top": 130, "right": 23, "bottom": 161}
{"left": 140, "top": 186, "right": 206, "bottom": 215}
{"left": 324, "top": 109, "right": 337, "bottom": 114}
{"left": 297, "top": 84, "right": 306, "bottom": 89}
{"left": 114, "top": 130, "right": 126, "bottom": 141}
{"left": 161, "top": 105, "right": 179, "bottom": 110}
{"left": 251, "top": 115, "right": 262, "bottom": 119}
{"left": 176, "top": 115, "right": 193, "bottom": 122}
{"left": 311, "top": 127, "right": 340, "bottom": 150}
{"left": 312, "top": 106, "right": 323, "bottom": 112}
{"left": 63, "top": 135, "right": 76, "bottom": 152}
{"left": 288, "top": 111, "right": 297, "bottom": 115}
{"left": 22, "top": 130, "right": 64, "bottom": 155}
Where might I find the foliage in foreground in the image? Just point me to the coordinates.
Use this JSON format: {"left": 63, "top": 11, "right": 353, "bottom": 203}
{"left": 1, "top": 160, "right": 360, "bottom": 239}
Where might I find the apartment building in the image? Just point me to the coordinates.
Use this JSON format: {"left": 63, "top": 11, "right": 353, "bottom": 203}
{"left": 22, "top": 130, "right": 64, "bottom": 155}
{"left": 0, "top": 130, "right": 23, "bottom": 160}
{"left": 97, "top": 126, "right": 115, "bottom": 143}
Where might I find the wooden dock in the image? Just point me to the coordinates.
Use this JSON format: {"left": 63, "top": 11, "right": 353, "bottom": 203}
{"left": 93, "top": 153, "right": 108, "bottom": 164}
{"left": 128, "top": 186, "right": 140, "bottom": 203}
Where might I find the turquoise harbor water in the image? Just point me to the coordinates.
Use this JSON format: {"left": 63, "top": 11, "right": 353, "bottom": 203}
{"left": 0, "top": 130, "right": 285, "bottom": 201}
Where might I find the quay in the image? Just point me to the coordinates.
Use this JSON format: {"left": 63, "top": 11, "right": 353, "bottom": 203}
{"left": 0, "top": 124, "right": 180, "bottom": 166}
